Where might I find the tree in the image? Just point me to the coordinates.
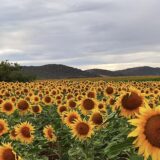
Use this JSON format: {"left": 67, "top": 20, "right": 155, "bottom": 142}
{"left": 0, "top": 60, "right": 35, "bottom": 82}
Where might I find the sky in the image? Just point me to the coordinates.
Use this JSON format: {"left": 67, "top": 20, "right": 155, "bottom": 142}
{"left": 0, "top": 0, "right": 160, "bottom": 71}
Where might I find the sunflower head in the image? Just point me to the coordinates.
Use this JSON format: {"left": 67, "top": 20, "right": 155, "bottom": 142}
{"left": 1, "top": 101, "right": 15, "bottom": 115}
{"left": 71, "top": 119, "right": 94, "bottom": 141}
{"left": 0, "top": 119, "right": 9, "bottom": 136}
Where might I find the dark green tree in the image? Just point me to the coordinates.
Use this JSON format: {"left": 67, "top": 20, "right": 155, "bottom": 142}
{"left": 0, "top": 60, "right": 35, "bottom": 82}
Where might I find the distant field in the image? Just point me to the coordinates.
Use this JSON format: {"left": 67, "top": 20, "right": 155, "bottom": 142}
{"left": 68, "top": 75, "right": 160, "bottom": 81}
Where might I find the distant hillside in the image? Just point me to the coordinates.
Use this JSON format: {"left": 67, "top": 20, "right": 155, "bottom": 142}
{"left": 86, "top": 66, "right": 160, "bottom": 76}
{"left": 22, "top": 64, "right": 98, "bottom": 79}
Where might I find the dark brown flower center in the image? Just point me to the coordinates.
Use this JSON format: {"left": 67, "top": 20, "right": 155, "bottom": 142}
{"left": 32, "top": 106, "right": 40, "bottom": 113}
{"left": 0, "top": 123, "right": 4, "bottom": 132}
{"left": 47, "top": 128, "right": 53, "bottom": 138}
{"left": 45, "top": 96, "right": 51, "bottom": 103}
{"left": 59, "top": 106, "right": 67, "bottom": 113}
{"left": 68, "top": 115, "right": 78, "bottom": 123}
{"left": 87, "top": 92, "right": 96, "bottom": 98}
{"left": 83, "top": 99, "right": 95, "bottom": 110}
{"left": 76, "top": 122, "right": 89, "bottom": 136}
{"left": 91, "top": 113, "right": 103, "bottom": 125}
{"left": 69, "top": 100, "right": 76, "bottom": 109}
{"left": 17, "top": 100, "right": 29, "bottom": 111}
{"left": 21, "top": 127, "right": 31, "bottom": 138}
{"left": 121, "top": 92, "right": 142, "bottom": 110}
{"left": 106, "top": 87, "right": 114, "bottom": 95}
{"left": 2, "top": 148, "right": 16, "bottom": 160}
{"left": 144, "top": 115, "right": 160, "bottom": 148}
{"left": 4, "top": 103, "right": 13, "bottom": 111}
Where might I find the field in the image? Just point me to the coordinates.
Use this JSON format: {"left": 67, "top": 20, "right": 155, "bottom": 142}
{"left": 0, "top": 79, "right": 160, "bottom": 160}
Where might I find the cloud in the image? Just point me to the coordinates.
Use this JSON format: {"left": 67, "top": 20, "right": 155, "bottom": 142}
{"left": 0, "top": 0, "right": 159, "bottom": 70}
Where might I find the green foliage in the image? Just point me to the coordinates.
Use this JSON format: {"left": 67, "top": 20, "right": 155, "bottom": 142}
{"left": 0, "top": 60, "right": 36, "bottom": 82}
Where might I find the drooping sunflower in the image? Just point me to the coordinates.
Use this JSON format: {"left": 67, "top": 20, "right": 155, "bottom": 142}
{"left": 43, "top": 125, "right": 57, "bottom": 142}
{"left": 17, "top": 99, "right": 30, "bottom": 115}
{"left": 89, "top": 111, "right": 103, "bottom": 126}
{"left": 15, "top": 122, "right": 35, "bottom": 144}
{"left": 117, "top": 88, "right": 145, "bottom": 117}
{"left": 128, "top": 106, "right": 160, "bottom": 160}
{"left": 0, "top": 101, "right": 15, "bottom": 115}
{"left": 64, "top": 111, "right": 81, "bottom": 127}
{"left": 71, "top": 119, "right": 94, "bottom": 141}
{"left": 0, "top": 143, "right": 22, "bottom": 160}
{"left": 0, "top": 119, "right": 9, "bottom": 136}
{"left": 80, "top": 98, "right": 97, "bottom": 115}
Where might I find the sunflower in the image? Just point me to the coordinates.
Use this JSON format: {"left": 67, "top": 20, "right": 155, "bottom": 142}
{"left": 43, "top": 125, "right": 57, "bottom": 142}
{"left": 1, "top": 101, "right": 15, "bottom": 115}
{"left": 30, "top": 105, "right": 42, "bottom": 114}
{"left": 128, "top": 106, "right": 160, "bottom": 160}
{"left": 67, "top": 99, "right": 77, "bottom": 110}
{"left": 89, "top": 111, "right": 103, "bottom": 126}
{"left": 15, "top": 122, "right": 35, "bottom": 144}
{"left": 71, "top": 119, "right": 94, "bottom": 141}
{"left": 0, "top": 143, "right": 22, "bottom": 160}
{"left": 105, "top": 86, "right": 114, "bottom": 96}
{"left": 117, "top": 88, "right": 145, "bottom": 117}
{"left": 43, "top": 95, "right": 53, "bottom": 105}
{"left": 9, "top": 128, "right": 18, "bottom": 141}
{"left": 17, "top": 99, "right": 30, "bottom": 115}
{"left": 64, "top": 111, "right": 81, "bottom": 127}
{"left": 57, "top": 105, "right": 68, "bottom": 115}
{"left": 80, "top": 98, "right": 97, "bottom": 115}
{"left": 0, "top": 119, "right": 9, "bottom": 136}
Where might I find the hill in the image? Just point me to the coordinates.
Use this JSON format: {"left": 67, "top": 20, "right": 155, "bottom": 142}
{"left": 86, "top": 66, "right": 160, "bottom": 77}
{"left": 22, "top": 64, "right": 98, "bottom": 79}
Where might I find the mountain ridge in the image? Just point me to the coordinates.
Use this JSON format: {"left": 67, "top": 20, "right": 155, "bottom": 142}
{"left": 22, "top": 64, "right": 160, "bottom": 79}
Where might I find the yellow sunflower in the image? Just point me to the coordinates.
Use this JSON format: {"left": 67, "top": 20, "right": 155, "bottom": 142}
{"left": 0, "top": 143, "right": 22, "bottom": 160}
{"left": 71, "top": 119, "right": 94, "bottom": 141}
{"left": 64, "top": 111, "right": 81, "bottom": 127}
{"left": 128, "top": 106, "right": 160, "bottom": 160}
{"left": 89, "top": 111, "right": 103, "bottom": 126}
{"left": 80, "top": 97, "right": 97, "bottom": 115}
{"left": 0, "top": 119, "right": 9, "bottom": 136}
{"left": 17, "top": 99, "right": 30, "bottom": 115}
{"left": 0, "top": 101, "right": 15, "bottom": 115}
{"left": 15, "top": 122, "right": 35, "bottom": 144}
{"left": 30, "top": 105, "right": 42, "bottom": 115}
{"left": 117, "top": 88, "right": 145, "bottom": 117}
{"left": 43, "top": 125, "right": 57, "bottom": 142}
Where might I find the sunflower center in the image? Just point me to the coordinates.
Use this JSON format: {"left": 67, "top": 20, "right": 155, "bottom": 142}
{"left": 76, "top": 122, "right": 89, "bottom": 135}
{"left": 21, "top": 127, "right": 31, "bottom": 138}
{"left": 2, "top": 148, "right": 16, "bottom": 160}
{"left": 87, "top": 92, "right": 95, "bottom": 98}
{"left": 83, "top": 99, "right": 95, "bottom": 110}
{"left": 45, "top": 96, "right": 51, "bottom": 103}
{"left": 47, "top": 129, "right": 53, "bottom": 138}
{"left": 69, "top": 115, "right": 77, "bottom": 123}
{"left": 0, "top": 124, "right": 4, "bottom": 132}
{"left": 106, "top": 87, "right": 114, "bottom": 95}
{"left": 59, "top": 106, "right": 67, "bottom": 113}
{"left": 98, "top": 104, "right": 104, "bottom": 109}
{"left": 32, "top": 106, "right": 40, "bottom": 113}
{"left": 69, "top": 101, "right": 76, "bottom": 109}
{"left": 144, "top": 115, "right": 160, "bottom": 148}
{"left": 11, "top": 129, "right": 17, "bottom": 137}
{"left": 18, "top": 101, "right": 29, "bottom": 111}
{"left": 4, "top": 103, "right": 13, "bottom": 111}
{"left": 92, "top": 113, "right": 103, "bottom": 125}
{"left": 121, "top": 92, "right": 142, "bottom": 110}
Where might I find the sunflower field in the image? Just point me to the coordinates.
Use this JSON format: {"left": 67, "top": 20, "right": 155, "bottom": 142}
{"left": 0, "top": 80, "right": 160, "bottom": 160}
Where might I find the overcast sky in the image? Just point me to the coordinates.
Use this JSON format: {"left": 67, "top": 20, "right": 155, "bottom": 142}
{"left": 0, "top": 0, "right": 160, "bottom": 70}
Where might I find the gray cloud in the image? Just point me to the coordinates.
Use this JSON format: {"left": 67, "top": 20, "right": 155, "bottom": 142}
{"left": 0, "top": 0, "right": 159, "bottom": 70}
